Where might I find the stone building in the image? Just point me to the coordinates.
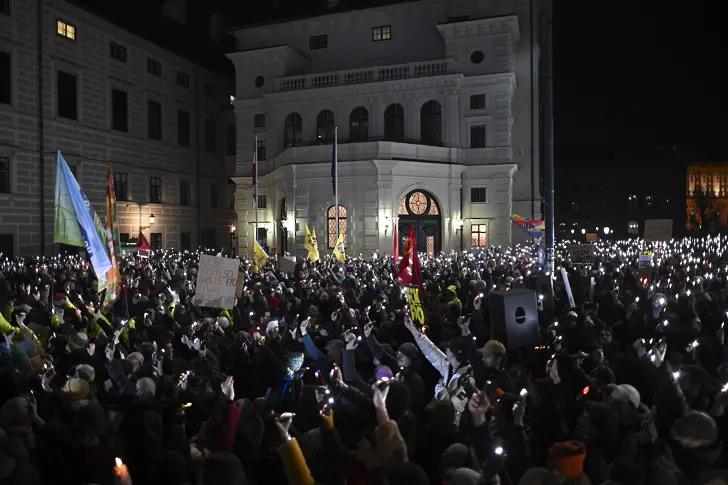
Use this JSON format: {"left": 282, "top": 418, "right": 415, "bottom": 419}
{"left": 228, "top": 0, "right": 540, "bottom": 258}
{"left": 0, "top": 0, "right": 235, "bottom": 257}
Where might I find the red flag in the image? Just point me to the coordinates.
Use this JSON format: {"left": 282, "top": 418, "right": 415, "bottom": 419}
{"left": 397, "top": 226, "right": 423, "bottom": 287}
{"left": 393, "top": 224, "right": 399, "bottom": 262}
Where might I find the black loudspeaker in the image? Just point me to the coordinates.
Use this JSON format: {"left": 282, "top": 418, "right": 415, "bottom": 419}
{"left": 488, "top": 289, "right": 540, "bottom": 350}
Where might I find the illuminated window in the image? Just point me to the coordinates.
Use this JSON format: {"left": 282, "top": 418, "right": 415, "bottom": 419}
{"left": 57, "top": 20, "right": 76, "bottom": 40}
{"left": 398, "top": 198, "right": 407, "bottom": 215}
{"left": 428, "top": 201, "right": 439, "bottom": 215}
{"left": 372, "top": 26, "right": 391, "bottom": 41}
{"left": 471, "top": 224, "right": 487, "bottom": 247}
{"left": 408, "top": 192, "right": 428, "bottom": 215}
{"left": 327, "top": 205, "right": 347, "bottom": 249}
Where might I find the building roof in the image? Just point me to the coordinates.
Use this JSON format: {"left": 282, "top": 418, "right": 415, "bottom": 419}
{"left": 68, "top": 0, "right": 233, "bottom": 77}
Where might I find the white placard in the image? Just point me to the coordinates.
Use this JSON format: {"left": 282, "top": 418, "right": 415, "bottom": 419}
{"left": 638, "top": 250, "right": 653, "bottom": 269}
{"left": 194, "top": 254, "right": 239, "bottom": 309}
{"left": 644, "top": 219, "right": 673, "bottom": 242}
{"left": 278, "top": 256, "right": 297, "bottom": 274}
{"left": 567, "top": 244, "right": 596, "bottom": 265}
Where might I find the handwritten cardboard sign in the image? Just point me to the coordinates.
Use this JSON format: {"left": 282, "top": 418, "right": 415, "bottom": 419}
{"left": 194, "top": 254, "right": 239, "bottom": 309}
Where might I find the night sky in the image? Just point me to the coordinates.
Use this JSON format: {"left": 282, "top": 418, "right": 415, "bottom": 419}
{"left": 554, "top": 1, "right": 723, "bottom": 166}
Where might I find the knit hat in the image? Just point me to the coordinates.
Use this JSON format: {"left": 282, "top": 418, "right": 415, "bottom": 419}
{"left": 440, "top": 443, "right": 473, "bottom": 475}
{"left": 217, "top": 316, "right": 230, "bottom": 329}
{"left": 308, "top": 305, "right": 319, "bottom": 317}
{"left": 63, "top": 377, "right": 90, "bottom": 401}
{"left": 266, "top": 320, "right": 279, "bottom": 335}
{"left": 609, "top": 384, "right": 640, "bottom": 409}
{"left": 478, "top": 339, "right": 506, "bottom": 356}
{"left": 449, "top": 468, "right": 481, "bottom": 485}
{"left": 549, "top": 441, "right": 586, "bottom": 478}
{"left": 397, "top": 342, "right": 419, "bottom": 361}
{"left": 67, "top": 332, "right": 88, "bottom": 351}
{"left": 671, "top": 410, "right": 719, "bottom": 445}
{"left": 375, "top": 365, "right": 394, "bottom": 381}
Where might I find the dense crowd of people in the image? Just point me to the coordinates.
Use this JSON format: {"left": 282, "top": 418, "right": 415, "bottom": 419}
{"left": 1, "top": 236, "right": 728, "bottom": 485}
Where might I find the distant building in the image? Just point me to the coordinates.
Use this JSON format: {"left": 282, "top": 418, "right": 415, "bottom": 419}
{"left": 228, "top": 0, "right": 540, "bottom": 257}
{"left": 0, "top": 0, "right": 234, "bottom": 257}
{"left": 686, "top": 163, "right": 728, "bottom": 232}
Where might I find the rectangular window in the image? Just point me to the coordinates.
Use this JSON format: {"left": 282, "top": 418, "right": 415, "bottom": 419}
{"left": 109, "top": 43, "right": 127, "bottom": 63}
{"left": 469, "top": 94, "right": 485, "bottom": 110}
{"left": 111, "top": 89, "right": 128, "bottom": 132}
{"left": 176, "top": 71, "right": 190, "bottom": 88}
{"left": 309, "top": 34, "right": 328, "bottom": 50}
{"left": 205, "top": 119, "right": 216, "bottom": 153}
{"left": 210, "top": 184, "right": 217, "bottom": 208}
{"left": 257, "top": 194, "right": 267, "bottom": 209}
{"left": 204, "top": 83, "right": 217, "bottom": 98}
{"left": 471, "top": 187, "right": 486, "bottom": 203}
{"left": 0, "top": 157, "right": 9, "bottom": 194}
{"left": 147, "top": 100, "right": 162, "bottom": 140}
{"left": 119, "top": 233, "right": 130, "bottom": 243}
{"left": 150, "top": 233, "right": 162, "bottom": 250}
{"left": 147, "top": 58, "right": 162, "bottom": 76}
{"left": 114, "top": 172, "right": 128, "bottom": 201}
{"left": 179, "top": 180, "right": 191, "bottom": 205}
{"left": 471, "top": 224, "right": 487, "bottom": 247}
{"left": 177, "top": 110, "right": 190, "bottom": 147}
{"left": 149, "top": 177, "right": 162, "bottom": 203}
{"left": 180, "top": 232, "right": 191, "bottom": 251}
{"left": 372, "top": 25, "right": 391, "bottom": 41}
{"left": 226, "top": 124, "right": 236, "bottom": 156}
{"left": 57, "top": 20, "right": 76, "bottom": 40}
{"left": 56, "top": 70, "right": 77, "bottom": 120}
{"left": 470, "top": 124, "right": 486, "bottom": 148}
{"left": 0, "top": 51, "right": 10, "bottom": 105}
{"left": 254, "top": 113, "right": 265, "bottom": 128}
{"left": 0, "top": 0, "right": 9, "bottom": 14}
{"left": 256, "top": 140, "right": 267, "bottom": 161}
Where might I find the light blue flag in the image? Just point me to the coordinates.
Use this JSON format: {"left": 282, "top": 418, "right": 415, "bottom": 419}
{"left": 57, "top": 151, "right": 112, "bottom": 276}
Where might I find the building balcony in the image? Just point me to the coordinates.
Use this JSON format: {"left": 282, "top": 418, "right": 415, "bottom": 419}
{"left": 275, "top": 59, "right": 450, "bottom": 92}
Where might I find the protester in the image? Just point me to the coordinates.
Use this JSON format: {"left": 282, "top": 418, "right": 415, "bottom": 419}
{"left": 2, "top": 236, "right": 728, "bottom": 485}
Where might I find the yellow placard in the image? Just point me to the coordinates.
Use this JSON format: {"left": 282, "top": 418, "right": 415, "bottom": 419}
{"left": 406, "top": 286, "right": 425, "bottom": 327}
{"left": 585, "top": 233, "right": 597, "bottom": 242}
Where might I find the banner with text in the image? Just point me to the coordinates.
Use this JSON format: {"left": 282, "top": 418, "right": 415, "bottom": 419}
{"left": 194, "top": 254, "right": 239, "bottom": 309}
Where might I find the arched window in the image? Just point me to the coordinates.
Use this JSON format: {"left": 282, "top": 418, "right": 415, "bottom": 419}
{"left": 349, "top": 107, "right": 369, "bottom": 142}
{"left": 420, "top": 100, "right": 442, "bottom": 146}
{"left": 384, "top": 103, "right": 404, "bottom": 142}
{"left": 398, "top": 190, "right": 440, "bottom": 216}
{"left": 284, "top": 113, "right": 302, "bottom": 148}
{"left": 316, "top": 110, "right": 336, "bottom": 144}
{"left": 327, "top": 205, "right": 347, "bottom": 249}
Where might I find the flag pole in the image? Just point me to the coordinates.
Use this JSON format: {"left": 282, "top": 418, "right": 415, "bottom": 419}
{"left": 334, "top": 126, "right": 339, "bottom": 243}
{"left": 254, "top": 134, "right": 258, "bottom": 250}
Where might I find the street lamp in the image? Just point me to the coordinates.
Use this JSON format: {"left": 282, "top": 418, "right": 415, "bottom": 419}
{"left": 603, "top": 227, "right": 610, "bottom": 235}
{"left": 140, "top": 214, "right": 156, "bottom": 230}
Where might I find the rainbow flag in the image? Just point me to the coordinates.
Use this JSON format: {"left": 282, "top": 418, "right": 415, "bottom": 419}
{"left": 512, "top": 214, "right": 545, "bottom": 239}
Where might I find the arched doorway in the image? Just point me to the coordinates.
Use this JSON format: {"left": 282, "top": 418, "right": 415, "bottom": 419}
{"left": 398, "top": 189, "right": 441, "bottom": 256}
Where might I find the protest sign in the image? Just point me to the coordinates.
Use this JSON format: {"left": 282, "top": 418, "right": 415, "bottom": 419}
{"left": 644, "top": 219, "right": 673, "bottom": 241}
{"left": 406, "top": 285, "right": 425, "bottom": 327}
{"left": 235, "top": 271, "right": 245, "bottom": 298}
{"left": 194, "top": 254, "right": 239, "bottom": 309}
{"left": 568, "top": 244, "right": 596, "bottom": 265}
{"left": 585, "top": 233, "right": 597, "bottom": 242}
{"left": 638, "top": 250, "right": 653, "bottom": 269}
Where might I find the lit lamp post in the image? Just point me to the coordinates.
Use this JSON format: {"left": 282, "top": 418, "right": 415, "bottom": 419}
{"left": 140, "top": 214, "right": 155, "bottom": 230}
{"left": 230, "top": 224, "right": 237, "bottom": 255}
{"left": 454, "top": 219, "right": 464, "bottom": 250}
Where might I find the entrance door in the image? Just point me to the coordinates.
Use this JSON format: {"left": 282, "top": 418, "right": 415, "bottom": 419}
{"left": 397, "top": 190, "right": 441, "bottom": 257}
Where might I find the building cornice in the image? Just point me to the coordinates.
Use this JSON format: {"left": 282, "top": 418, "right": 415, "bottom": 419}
{"left": 437, "top": 15, "right": 520, "bottom": 43}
